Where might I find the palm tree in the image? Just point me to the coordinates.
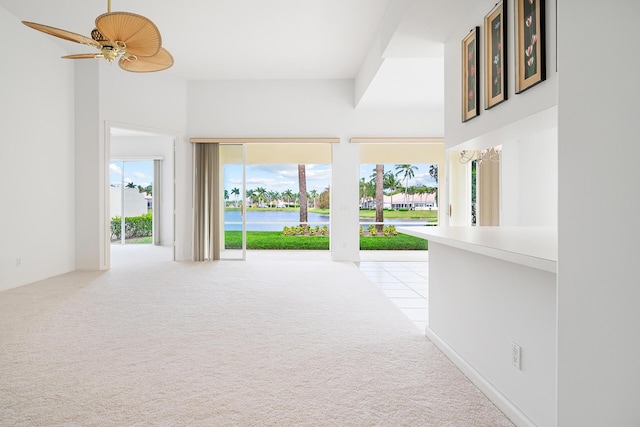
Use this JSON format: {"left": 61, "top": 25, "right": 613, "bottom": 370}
{"left": 429, "top": 164, "right": 438, "bottom": 183}
{"left": 384, "top": 171, "right": 401, "bottom": 210}
{"left": 395, "top": 164, "right": 418, "bottom": 209}
{"left": 268, "top": 190, "right": 280, "bottom": 208}
{"left": 282, "top": 189, "right": 294, "bottom": 208}
{"left": 224, "top": 189, "right": 229, "bottom": 206}
{"left": 359, "top": 177, "right": 369, "bottom": 207}
{"left": 125, "top": 181, "right": 136, "bottom": 189}
{"left": 255, "top": 187, "right": 267, "bottom": 207}
{"left": 309, "top": 189, "right": 319, "bottom": 208}
{"left": 298, "top": 164, "right": 308, "bottom": 229}
{"left": 231, "top": 187, "right": 240, "bottom": 207}
{"left": 429, "top": 164, "right": 439, "bottom": 207}
{"left": 374, "top": 164, "right": 384, "bottom": 232}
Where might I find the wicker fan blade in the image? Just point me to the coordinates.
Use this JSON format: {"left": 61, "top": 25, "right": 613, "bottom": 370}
{"left": 95, "top": 12, "right": 161, "bottom": 57}
{"left": 62, "top": 53, "right": 101, "bottom": 59}
{"left": 119, "top": 48, "right": 173, "bottom": 73}
{"left": 22, "top": 21, "right": 101, "bottom": 49}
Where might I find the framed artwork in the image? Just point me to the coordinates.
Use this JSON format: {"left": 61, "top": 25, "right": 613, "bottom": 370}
{"left": 461, "top": 27, "right": 480, "bottom": 122}
{"left": 515, "top": 0, "right": 546, "bottom": 93}
{"left": 484, "top": 1, "right": 507, "bottom": 109}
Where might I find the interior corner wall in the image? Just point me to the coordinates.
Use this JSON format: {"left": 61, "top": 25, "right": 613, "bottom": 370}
{"left": 74, "top": 60, "right": 104, "bottom": 271}
{"left": 0, "top": 6, "right": 76, "bottom": 291}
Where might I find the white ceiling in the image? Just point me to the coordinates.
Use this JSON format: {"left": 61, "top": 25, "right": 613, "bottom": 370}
{"left": 0, "top": 0, "right": 476, "bottom": 110}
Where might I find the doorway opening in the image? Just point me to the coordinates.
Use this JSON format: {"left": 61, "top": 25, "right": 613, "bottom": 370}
{"left": 108, "top": 125, "right": 176, "bottom": 267}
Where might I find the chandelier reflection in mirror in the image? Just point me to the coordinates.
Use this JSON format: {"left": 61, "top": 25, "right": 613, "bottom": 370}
{"left": 459, "top": 147, "right": 501, "bottom": 164}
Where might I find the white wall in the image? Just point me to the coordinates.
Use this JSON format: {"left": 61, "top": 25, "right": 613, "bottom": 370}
{"left": 429, "top": 243, "right": 556, "bottom": 426}
{"left": 438, "top": 0, "right": 560, "bottom": 423}
{"left": 187, "top": 79, "right": 443, "bottom": 260}
{"left": 74, "top": 61, "right": 104, "bottom": 271}
{"left": 109, "top": 188, "right": 148, "bottom": 219}
{"left": 557, "top": 0, "right": 640, "bottom": 425}
{"left": 0, "top": 6, "right": 75, "bottom": 291}
{"left": 443, "top": 0, "right": 558, "bottom": 229}
{"left": 443, "top": 0, "right": 557, "bottom": 150}
{"left": 188, "top": 79, "right": 443, "bottom": 137}
{"left": 501, "top": 126, "right": 557, "bottom": 227}
{"left": 69, "top": 62, "right": 190, "bottom": 267}
{"left": 100, "top": 66, "right": 190, "bottom": 260}
{"left": 110, "top": 135, "right": 175, "bottom": 246}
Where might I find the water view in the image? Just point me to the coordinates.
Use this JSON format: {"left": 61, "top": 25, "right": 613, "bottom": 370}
{"left": 224, "top": 210, "right": 434, "bottom": 231}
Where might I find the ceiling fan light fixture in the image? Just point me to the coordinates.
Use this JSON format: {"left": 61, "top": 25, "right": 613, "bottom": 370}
{"left": 22, "top": 1, "right": 173, "bottom": 72}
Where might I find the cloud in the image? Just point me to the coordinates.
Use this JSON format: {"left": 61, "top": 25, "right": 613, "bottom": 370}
{"left": 133, "top": 172, "right": 147, "bottom": 179}
{"left": 243, "top": 164, "right": 331, "bottom": 192}
{"left": 110, "top": 164, "right": 123, "bottom": 175}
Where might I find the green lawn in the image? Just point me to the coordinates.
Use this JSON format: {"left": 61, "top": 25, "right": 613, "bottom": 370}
{"left": 224, "top": 231, "right": 428, "bottom": 250}
{"left": 110, "top": 236, "right": 153, "bottom": 244}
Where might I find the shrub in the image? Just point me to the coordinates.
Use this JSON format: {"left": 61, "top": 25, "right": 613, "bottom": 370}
{"left": 111, "top": 213, "right": 153, "bottom": 240}
{"left": 368, "top": 224, "right": 378, "bottom": 236}
{"left": 383, "top": 225, "right": 398, "bottom": 236}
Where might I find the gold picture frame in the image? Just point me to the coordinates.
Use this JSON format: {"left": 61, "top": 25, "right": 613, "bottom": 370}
{"left": 515, "top": 0, "right": 546, "bottom": 93}
{"left": 461, "top": 27, "right": 480, "bottom": 122}
{"left": 484, "top": 1, "right": 507, "bottom": 109}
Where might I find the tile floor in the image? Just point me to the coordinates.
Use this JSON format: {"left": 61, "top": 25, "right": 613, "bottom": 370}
{"left": 357, "top": 258, "right": 429, "bottom": 333}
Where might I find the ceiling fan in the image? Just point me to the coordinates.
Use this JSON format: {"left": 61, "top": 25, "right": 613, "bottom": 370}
{"left": 22, "top": 0, "right": 173, "bottom": 72}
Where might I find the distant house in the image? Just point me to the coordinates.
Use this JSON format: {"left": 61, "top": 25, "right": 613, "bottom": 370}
{"left": 110, "top": 187, "right": 149, "bottom": 219}
{"left": 361, "top": 193, "right": 437, "bottom": 210}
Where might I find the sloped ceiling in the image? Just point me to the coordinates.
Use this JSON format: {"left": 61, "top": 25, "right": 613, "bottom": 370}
{"left": 0, "top": 0, "right": 477, "bottom": 109}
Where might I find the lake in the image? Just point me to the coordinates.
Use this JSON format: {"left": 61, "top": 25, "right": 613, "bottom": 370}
{"left": 224, "top": 210, "right": 433, "bottom": 231}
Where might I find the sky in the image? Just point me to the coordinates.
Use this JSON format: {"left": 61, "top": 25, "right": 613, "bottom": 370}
{"left": 108, "top": 160, "right": 437, "bottom": 194}
{"left": 109, "top": 161, "right": 154, "bottom": 188}
{"left": 359, "top": 163, "right": 437, "bottom": 188}
{"left": 224, "top": 163, "right": 437, "bottom": 196}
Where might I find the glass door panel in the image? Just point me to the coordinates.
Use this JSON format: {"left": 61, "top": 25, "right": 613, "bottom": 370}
{"left": 220, "top": 144, "right": 246, "bottom": 260}
{"left": 109, "top": 160, "right": 154, "bottom": 245}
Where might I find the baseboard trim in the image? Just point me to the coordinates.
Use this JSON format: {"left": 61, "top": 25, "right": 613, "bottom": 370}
{"left": 425, "top": 326, "right": 537, "bottom": 427}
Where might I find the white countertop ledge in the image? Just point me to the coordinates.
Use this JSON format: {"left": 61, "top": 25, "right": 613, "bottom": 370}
{"left": 397, "top": 226, "right": 557, "bottom": 273}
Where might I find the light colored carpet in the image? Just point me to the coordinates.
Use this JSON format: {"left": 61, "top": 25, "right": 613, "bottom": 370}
{"left": 0, "top": 246, "right": 513, "bottom": 426}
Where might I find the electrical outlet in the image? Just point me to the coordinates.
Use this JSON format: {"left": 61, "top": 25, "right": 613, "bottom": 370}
{"left": 511, "top": 342, "right": 521, "bottom": 370}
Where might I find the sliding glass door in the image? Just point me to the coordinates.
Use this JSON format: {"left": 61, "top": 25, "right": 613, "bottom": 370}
{"left": 109, "top": 160, "right": 155, "bottom": 245}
